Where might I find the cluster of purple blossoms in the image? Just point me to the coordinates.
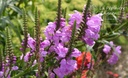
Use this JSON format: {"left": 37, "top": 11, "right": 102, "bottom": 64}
{"left": 83, "top": 13, "right": 103, "bottom": 46}
{"left": 53, "top": 59, "right": 77, "bottom": 78}
{"left": 0, "top": 64, "right": 4, "bottom": 78}
{"left": 20, "top": 34, "right": 48, "bottom": 63}
{"left": 21, "top": 10, "right": 103, "bottom": 77}
{"left": 20, "top": 13, "right": 81, "bottom": 77}
{"left": 0, "top": 71, "right": 3, "bottom": 78}
{"left": 19, "top": 8, "right": 105, "bottom": 77}
{"left": 44, "top": 14, "right": 81, "bottom": 77}
{"left": 68, "top": 10, "right": 103, "bottom": 46}
{"left": 103, "top": 41, "right": 121, "bottom": 65}
{"left": 51, "top": 48, "right": 80, "bottom": 77}
{"left": 69, "top": 10, "right": 82, "bottom": 29}
{"left": 0, "top": 56, "right": 18, "bottom": 78}
{"left": 20, "top": 35, "right": 35, "bottom": 62}
{"left": 44, "top": 18, "right": 72, "bottom": 46}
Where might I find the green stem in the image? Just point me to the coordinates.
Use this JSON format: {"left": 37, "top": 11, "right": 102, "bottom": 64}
{"left": 114, "top": 22, "right": 128, "bottom": 32}
{"left": 102, "top": 22, "right": 127, "bottom": 38}
{"left": 66, "top": 21, "right": 76, "bottom": 58}
{"left": 63, "top": 7, "right": 67, "bottom": 19}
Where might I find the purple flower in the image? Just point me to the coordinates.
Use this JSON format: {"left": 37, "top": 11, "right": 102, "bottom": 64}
{"left": 53, "top": 59, "right": 77, "bottom": 78}
{"left": 40, "top": 49, "right": 47, "bottom": 57}
{"left": 12, "top": 56, "right": 16, "bottom": 64}
{"left": 87, "top": 24, "right": 100, "bottom": 33}
{"left": 23, "top": 52, "right": 32, "bottom": 62}
{"left": 69, "top": 10, "right": 82, "bottom": 28}
{"left": 44, "top": 22, "right": 56, "bottom": 40}
{"left": 0, "top": 71, "right": 3, "bottom": 77}
{"left": 50, "top": 73, "right": 55, "bottom": 78}
{"left": 83, "top": 13, "right": 103, "bottom": 46}
{"left": 87, "top": 63, "right": 93, "bottom": 69}
{"left": 57, "top": 18, "right": 66, "bottom": 28}
{"left": 107, "top": 54, "right": 118, "bottom": 65}
{"left": 40, "top": 40, "right": 50, "bottom": 48}
{"left": 71, "top": 48, "right": 81, "bottom": 57}
{"left": 12, "top": 66, "right": 19, "bottom": 70}
{"left": 85, "top": 29, "right": 99, "bottom": 40}
{"left": 39, "top": 49, "right": 47, "bottom": 62}
{"left": 103, "top": 45, "right": 111, "bottom": 54}
{"left": 61, "top": 26, "right": 72, "bottom": 43}
{"left": 114, "top": 46, "right": 121, "bottom": 54}
{"left": 65, "top": 59, "right": 77, "bottom": 72}
{"left": 83, "top": 37, "right": 95, "bottom": 46}
{"left": 32, "top": 60, "right": 37, "bottom": 67}
{"left": 48, "top": 70, "right": 55, "bottom": 78}
{"left": 53, "top": 67, "right": 64, "bottom": 78}
{"left": 55, "top": 44, "right": 68, "bottom": 58}
{"left": 28, "top": 36, "right": 35, "bottom": 50}
{"left": 60, "top": 18, "right": 66, "bottom": 27}
{"left": 5, "top": 55, "right": 17, "bottom": 66}
{"left": 48, "top": 45, "right": 55, "bottom": 53}
{"left": 103, "top": 41, "right": 122, "bottom": 65}
{"left": 89, "top": 13, "right": 103, "bottom": 24}
{"left": 110, "top": 41, "right": 114, "bottom": 46}
{"left": 87, "top": 13, "right": 103, "bottom": 31}
{"left": 24, "top": 52, "right": 30, "bottom": 62}
{"left": 53, "top": 30, "right": 62, "bottom": 46}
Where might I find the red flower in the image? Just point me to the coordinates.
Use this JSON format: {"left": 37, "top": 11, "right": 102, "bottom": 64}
{"left": 113, "top": 74, "right": 119, "bottom": 78}
{"left": 106, "top": 71, "right": 119, "bottom": 78}
{"left": 81, "top": 70, "right": 87, "bottom": 78}
{"left": 76, "top": 52, "right": 91, "bottom": 69}
{"left": 106, "top": 71, "right": 113, "bottom": 75}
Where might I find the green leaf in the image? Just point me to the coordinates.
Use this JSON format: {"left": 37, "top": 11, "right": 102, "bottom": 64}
{"left": 28, "top": 11, "right": 35, "bottom": 22}
{"left": 10, "top": 5, "right": 23, "bottom": 15}
{"left": 4, "top": 17, "right": 22, "bottom": 42}
{"left": 0, "top": 0, "right": 6, "bottom": 15}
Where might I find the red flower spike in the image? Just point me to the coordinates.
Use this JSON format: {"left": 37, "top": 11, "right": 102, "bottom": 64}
{"left": 113, "top": 74, "right": 119, "bottom": 78}
{"left": 76, "top": 52, "right": 91, "bottom": 69}
{"left": 106, "top": 71, "right": 114, "bottom": 75}
{"left": 81, "top": 70, "right": 87, "bottom": 78}
{"left": 106, "top": 71, "right": 119, "bottom": 78}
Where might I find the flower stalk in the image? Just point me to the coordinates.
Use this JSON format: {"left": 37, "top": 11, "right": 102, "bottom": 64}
{"left": 56, "top": 0, "right": 62, "bottom": 30}
{"left": 79, "top": 0, "right": 92, "bottom": 76}
{"left": 0, "top": 49, "right": 2, "bottom": 71}
{"left": 5, "top": 28, "right": 14, "bottom": 77}
{"left": 78, "top": 0, "right": 91, "bottom": 38}
{"left": 118, "top": 0, "right": 125, "bottom": 23}
{"left": 22, "top": 10, "right": 28, "bottom": 60}
{"left": 66, "top": 21, "right": 76, "bottom": 58}
{"left": 35, "top": 8, "right": 41, "bottom": 78}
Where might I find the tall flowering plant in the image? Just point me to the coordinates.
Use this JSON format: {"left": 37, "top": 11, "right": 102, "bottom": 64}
{"left": 1, "top": 0, "right": 127, "bottom": 78}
